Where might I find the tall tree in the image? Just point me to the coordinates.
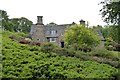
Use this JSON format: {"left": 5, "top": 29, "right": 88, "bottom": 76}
{"left": 10, "top": 17, "right": 33, "bottom": 33}
{"left": 0, "top": 10, "right": 10, "bottom": 30}
{"left": 100, "top": 1, "right": 120, "bottom": 25}
{"left": 100, "top": 1, "right": 120, "bottom": 44}
{"left": 0, "top": 10, "right": 33, "bottom": 33}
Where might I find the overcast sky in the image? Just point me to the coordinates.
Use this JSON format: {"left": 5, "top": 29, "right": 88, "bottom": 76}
{"left": 0, "top": 0, "right": 106, "bottom": 26}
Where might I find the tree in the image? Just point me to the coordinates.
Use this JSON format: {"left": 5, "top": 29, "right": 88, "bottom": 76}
{"left": 64, "top": 24, "right": 100, "bottom": 51}
{"left": 101, "top": 25, "right": 120, "bottom": 44}
{"left": 100, "top": 1, "right": 120, "bottom": 44}
{"left": 101, "top": 26, "right": 110, "bottom": 38}
{"left": 100, "top": 1, "right": 120, "bottom": 25}
{"left": 10, "top": 17, "right": 33, "bottom": 33}
{"left": 0, "top": 10, "right": 33, "bottom": 33}
{"left": 0, "top": 10, "right": 10, "bottom": 30}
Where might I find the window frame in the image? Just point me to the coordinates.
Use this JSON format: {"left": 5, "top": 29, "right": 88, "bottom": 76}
{"left": 50, "top": 38, "right": 57, "bottom": 42}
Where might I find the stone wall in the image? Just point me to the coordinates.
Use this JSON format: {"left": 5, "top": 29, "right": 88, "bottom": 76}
{"left": 30, "top": 24, "right": 45, "bottom": 43}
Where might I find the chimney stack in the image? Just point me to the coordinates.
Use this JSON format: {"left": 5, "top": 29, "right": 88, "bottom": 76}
{"left": 37, "top": 16, "right": 43, "bottom": 25}
{"left": 79, "top": 19, "right": 85, "bottom": 25}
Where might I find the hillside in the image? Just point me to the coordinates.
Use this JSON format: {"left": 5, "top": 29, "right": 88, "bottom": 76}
{"left": 1, "top": 31, "right": 118, "bottom": 79}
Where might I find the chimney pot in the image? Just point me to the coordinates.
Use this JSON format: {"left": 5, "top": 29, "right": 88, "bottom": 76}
{"left": 37, "top": 16, "right": 43, "bottom": 25}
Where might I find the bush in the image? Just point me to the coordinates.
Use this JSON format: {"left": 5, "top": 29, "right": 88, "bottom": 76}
{"left": 53, "top": 48, "right": 76, "bottom": 57}
{"left": 53, "top": 48, "right": 68, "bottom": 55}
{"left": 66, "top": 44, "right": 92, "bottom": 52}
{"left": 90, "top": 50, "right": 119, "bottom": 60}
{"left": 64, "top": 25, "right": 100, "bottom": 51}
{"left": 104, "top": 41, "right": 114, "bottom": 51}
{"left": 91, "top": 50, "right": 110, "bottom": 57}
{"left": 104, "top": 37, "right": 120, "bottom": 51}
{"left": 113, "top": 44, "right": 120, "bottom": 51}
{"left": 9, "top": 35, "right": 24, "bottom": 41}
{"left": 40, "top": 42, "right": 59, "bottom": 53}
{"left": 74, "top": 50, "right": 119, "bottom": 67}
{"left": 113, "top": 68, "right": 120, "bottom": 80}
{"left": 2, "top": 31, "right": 118, "bottom": 78}
{"left": 74, "top": 51, "right": 87, "bottom": 59}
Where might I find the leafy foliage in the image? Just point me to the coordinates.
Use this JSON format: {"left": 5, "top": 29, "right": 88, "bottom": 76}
{"left": 100, "top": 0, "right": 120, "bottom": 51}
{"left": 100, "top": 1, "right": 120, "bottom": 25}
{"left": 71, "top": 50, "right": 119, "bottom": 68}
{"left": 64, "top": 24, "right": 100, "bottom": 51}
{"left": 2, "top": 31, "right": 118, "bottom": 79}
{"left": 100, "top": 25, "right": 120, "bottom": 51}
{"left": 0, "top": 10, "right": 10, "bottom": 30}
{"left": 101, "top": 25, "right": 120, "bottom": 43}
{"left": 89, "top": 50, "right": 119, "bottom": 60}
{"left": 10, "top": 17, "right": 32, "bottom": 33}
{"left": 100, "top": 0, "right": 120, "bottom": 50}
{"left": 0, "top": 10, "right": 32, "bottom": 33}
{"left": 40, "top": 42, "right": 60, "bottom": 53}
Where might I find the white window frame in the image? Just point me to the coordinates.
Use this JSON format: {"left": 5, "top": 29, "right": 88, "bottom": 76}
{"left": 51, "top": 30, "right": 57, "bottom": 35}
{"left": 50, "top": 38, "right": 57, "bottom": 42}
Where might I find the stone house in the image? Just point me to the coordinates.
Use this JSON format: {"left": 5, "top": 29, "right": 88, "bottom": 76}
{"left": 30, "top": 16, "right": 85, "bottom": 47}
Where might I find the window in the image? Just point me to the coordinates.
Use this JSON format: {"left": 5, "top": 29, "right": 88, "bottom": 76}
{"left": 37, "top": 39, "right": 40, "bottom": 41}
{"left": 60, "top": 31, "right": 64, "bottom": 36}
{"left": 56, "top": 30, "right": 57, "bottom": 33}
{"left": 50, "top": 38, "right": 57, "bottom": 42}
{"left": 51, "top": 30, "right": 57, "bottom": 35}
{"left": 46, "top": 31, "right": 50, "bottom": 34}
{"left": 61, "top": 32, "right": 64, "bottom": 36}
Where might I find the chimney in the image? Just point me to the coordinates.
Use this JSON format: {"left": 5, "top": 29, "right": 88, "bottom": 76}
{"left": 37, "top": 16, "right": 43, "bottom": 25}
{"left": 79, "top": 19, "right": 85, "bottom": 25}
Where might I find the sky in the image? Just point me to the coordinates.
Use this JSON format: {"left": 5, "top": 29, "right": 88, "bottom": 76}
{"left": 0, "top": 0, "right": 107, "bottom": 26}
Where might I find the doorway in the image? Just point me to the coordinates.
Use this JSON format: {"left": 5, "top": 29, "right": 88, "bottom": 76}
{"left": 61, "top": 42, "right": 64, "bottom": 48}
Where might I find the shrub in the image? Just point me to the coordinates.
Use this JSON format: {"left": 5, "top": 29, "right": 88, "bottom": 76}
{"left": 74, "top": 51, "right": 86, "bottom": 59}
{"left": 113, "top": 44, "right": 120, "bottom": 51}
{"left": 9, "top": 35, "right": 24, "bottom": 41}
{"left": 104, "top": 37, "right": 120, "bottom": 51}
{"left": 74, "top": 51, "right": 119, "bottom": 67}
{"left": 64, "top": 25, "right": 100, "bottom": 51}
{"left": 53, "top": 48, "right": 76, "bottom": 57}
{"left": 53, "top": 48, "right": 68, "bottom": 56}
{"left": 28, "top": 46, "right": 41, "bottom": 52}
{"left": 91, "top": 50, "right": 110, "bottom": 57}
{"left": 2, "top": 31, "right": 118, "bottom": 78}
{"left": 40, "top": 42, "right": 59, "bottom": 53}
{"left": 90, "top": 50, "right": 119, "bottom": 60}
{"left": 104, "top": 41, "right": 114, "bottom": 51}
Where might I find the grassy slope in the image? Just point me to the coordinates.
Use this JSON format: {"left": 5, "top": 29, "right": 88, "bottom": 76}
{"left": 1, "top": 31, "right": 118, "bottom": 79}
